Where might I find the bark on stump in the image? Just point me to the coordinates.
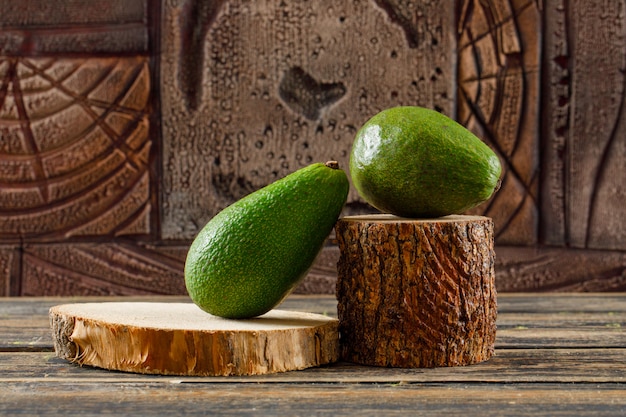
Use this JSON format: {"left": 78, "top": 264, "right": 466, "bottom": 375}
{"left": 50, "top": 303, "right": 339, "bottom": 376}
{"left": 336, "top": 214, "right": 497, "bottom": 368}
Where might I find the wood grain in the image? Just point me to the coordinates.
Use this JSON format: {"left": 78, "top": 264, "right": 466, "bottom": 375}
{"left": 4, "top": 348, "right": 626, "bottom": 383}
{"left": 1, "top": 381, "right": 624, "bottom": 417}
{"left": 542, "top": 0, "right": 626, "bottom": 250}
{"left": 0, "top": 245, "right": 18, "bottom": 296}
{"left": 336, "top": 215, "right": 497, "bottom": 367}
{"left": 540, "top": 0, "right": 569, "bottom": 247}
{"left": 566, "top": 0, "right": 626, "bottom": 250}
{"left": 307, "top": 244, "right": 626, "bottom": 294}
{"left": 0, "top": 1, "right": 625, "bottom": 296}
{"left": 0, "top": 56, "right": 153, "bottom": 239}
{"left": 19, "top": 243, "right": 186, "bottom": 296}
{"left": 2, "top": 294, "right": 625, "bottom": 415}
{"left": 457, "top": 0, "right": 541, "bottom": 246}
{"left": 50, "top": 302, "right": 339, "bottom": 376}
{"left": 0, "top": 0, "right": 149, "bottom": 55}
{"left": 2, "top": 294, "right": 625, "bottom": 352}
{"left": 495, "top": 246, "right": 626, "bottom": 292}
{"left": 8, "top": 240, "right": 626, "bottom": 296}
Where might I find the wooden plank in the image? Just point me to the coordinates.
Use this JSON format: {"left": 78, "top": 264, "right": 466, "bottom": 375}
{"left": 0, "top": 0, "right": 149, "bottom": 55}
{"left": 2, "top": 294, "right": 625, "bottom": 316}
{"left": 1, "top": 295, "right": 624, "bottom": 415}
{"left": 0, "top": 245, "right": 19, "bottom": 296}
{"left": 160, "top": 0, "right": 456, "bottom": 240}
{"left": 495, "top": 246, "right": 626, "bottom": 291}
{"left": 7, "top": 321, "right": 620, "bottom": 353}
{"left": 0, "top": 0, "right": 147, "bottom": 27}
{"left": 540, "top": 0, "right": 569, "bottom": 246}
{"left": 19, "top": 243, "right": 186, "bottom": 296}
{"left": 2, "top": 294, "right": 625, "bottom": 351}
{"left": 2, "top": 293, "right": 625, "bottom": 321}
{"left": 497, "top": 328, "right": 625, "bottom": 349}
{"left": 495, "top": 293, "right": 626, "bottom": 313}
{"left": 2, "top": 348, "right": 625, "bottom": 384}
{"left": 560, "top": 0, "right": 626, "bottom": 250}
{"left": 1, "top": 381, "right": 625, "bottom": 416}
{"left": 457, "top": 0, "right": 541, "bottom": 245}
{"left": 0, "top": 296, "right": 190, "bottom": 351}
{"left": 497, "top": 312, "right": 626, "bottom": 328}
{"left": 0, "top": 27, "right": 148, "bottom": 55}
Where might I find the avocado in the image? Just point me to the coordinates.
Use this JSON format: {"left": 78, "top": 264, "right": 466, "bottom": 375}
{"left": 350, "top": 106, "right": 501, "bottom": 218}
{"left": 185, "top": 161, "right": 349, "bottom": 319}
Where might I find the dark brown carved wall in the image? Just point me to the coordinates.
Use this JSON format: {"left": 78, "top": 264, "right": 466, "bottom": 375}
{"left": 458, "top": 0, "right": 541, "bottom": 246}
{"left": 1, "top": 0, "right": 625, "bottom": 296}
{"left": 542, "top": 0, "right": 626, "bottom": 251}
{"left": 160, "top": 0, "right": 455, "bottom": 240}
{"left": 0, "top": 57, "right": 152, "bottom": 238}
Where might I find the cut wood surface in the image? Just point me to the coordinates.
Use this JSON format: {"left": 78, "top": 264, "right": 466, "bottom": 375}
{"left": 2, "top": 294, "right": 625, "bottom": 416}
{"left": 49, "top": 302, "right": 339, "bottom": 376}
{"left": 336, "top": 214, "right": 497, "bottom": 368}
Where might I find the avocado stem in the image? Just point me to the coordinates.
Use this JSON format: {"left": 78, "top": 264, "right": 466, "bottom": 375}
{"left": 325, "top": 161, "right": 339, "bottom": 169}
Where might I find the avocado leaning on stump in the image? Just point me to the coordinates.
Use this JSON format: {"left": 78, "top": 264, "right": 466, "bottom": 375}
{"left": 185, "top": 161, "right": 349, "bottom": 319}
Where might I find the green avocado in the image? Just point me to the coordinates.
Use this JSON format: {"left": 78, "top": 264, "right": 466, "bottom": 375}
{"left": 185, "top": 161, "right": 349, "bottom": 319}
{"left": 350, "top": 106, "right": 502, "bottom": 218}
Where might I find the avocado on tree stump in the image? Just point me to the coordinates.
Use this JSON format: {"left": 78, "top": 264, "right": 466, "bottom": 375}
{"left": 335, "top": 214, "right": 497, "bottom": 368}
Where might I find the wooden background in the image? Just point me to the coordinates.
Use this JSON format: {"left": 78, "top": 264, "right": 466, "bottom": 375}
{"left": 0, "top": 0, "right": 625, "bottom": 296}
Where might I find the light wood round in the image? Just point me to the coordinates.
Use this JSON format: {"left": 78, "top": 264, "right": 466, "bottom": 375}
{"left": 50, "top": 302, "right": 339, "bottom": 376}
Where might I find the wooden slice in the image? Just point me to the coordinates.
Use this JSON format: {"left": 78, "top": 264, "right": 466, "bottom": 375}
{"left": 50, "top": 302, "right": 339, "bottom": 376}
{"left": 336, "top": 214, "right": 497, "bottom": 368}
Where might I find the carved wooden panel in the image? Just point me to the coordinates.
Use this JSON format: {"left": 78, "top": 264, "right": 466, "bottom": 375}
{"left": 0, "top": 0, "right": 149, "bottom": 55}
{"left": 457, "top": 0, "right": 541, "bottom": 245}
{"left": 567, "top": 0, "right": 626, "bottom": 250}
{"left": 0, "top": 0, "right": 162, "bottom": 295}
{"left": 160, "top": 0, "right": 456, "bottom": 240}
{"left": 496, "top": 246, "right": 626, "bottom": 291}
{"left": 542, "top": 0, "right": 626, "bottom": 251}
{"left": 0, "top": 245, "right": 18, "bottom": 296}
{"left": 0, "top": 56, "right": 153, "bottom": 239}
{"left": 0, "top": 0, "right": 625, "bottom": 295}
{"left": 20, "top": 243, "right": 186, "bottom": 296}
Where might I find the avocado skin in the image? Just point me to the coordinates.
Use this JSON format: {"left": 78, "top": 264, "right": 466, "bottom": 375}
{"left": 185, "top": 163, "right": 349, "bottom": 319}
{"left": 350, "top": 106, "right": 502, "bottom": 218}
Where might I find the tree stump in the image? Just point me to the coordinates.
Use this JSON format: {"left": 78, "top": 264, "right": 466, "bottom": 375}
{"left": 50, "top": 303, "right": 339, "bottom": 376}
{"left": 335, "top": 214, "right": 497, "bottom": 368}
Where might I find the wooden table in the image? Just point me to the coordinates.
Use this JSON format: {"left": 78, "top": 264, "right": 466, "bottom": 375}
{"left": 1, "top": 294, "right": 625, "bottom": 416}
